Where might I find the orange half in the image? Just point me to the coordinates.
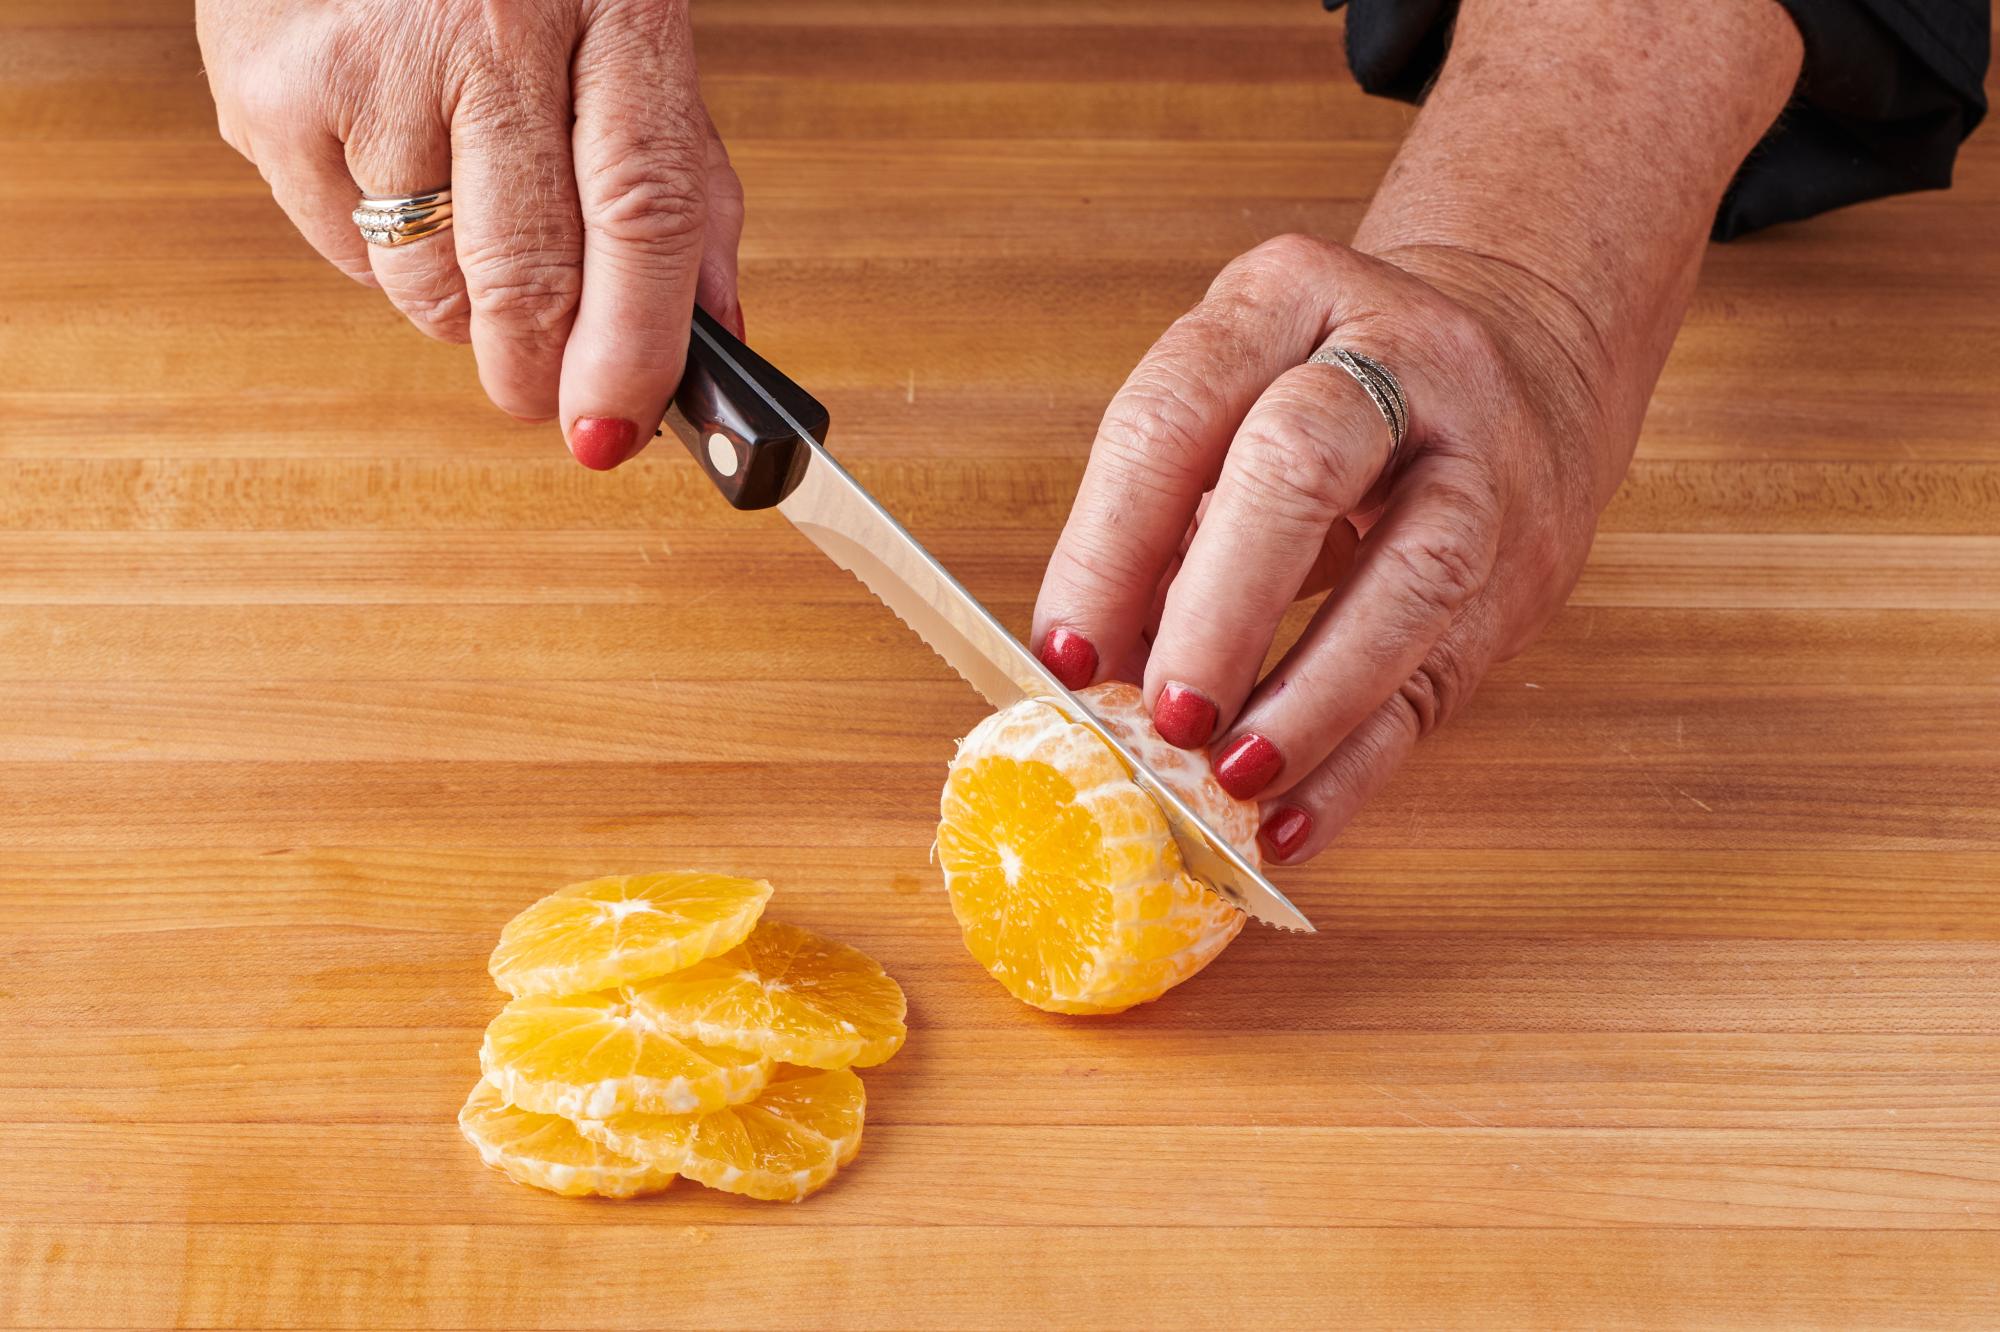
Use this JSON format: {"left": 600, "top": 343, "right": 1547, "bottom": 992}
{"left": 936, "top": 682, "right": 1249, "bottom": 1013}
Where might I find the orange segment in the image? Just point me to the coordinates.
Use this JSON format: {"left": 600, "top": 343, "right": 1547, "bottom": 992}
{"left": 577, "top": 1066, "right": 866, "bottom": 1202}
{"left": 937, "top": 682, "right": 1248, "bottom": 1014}
{"left": 457, "top": 1079, "right": 676, "bottom": 1199}
{"left": 625, "top": 919, "right": 907, "bottom": 1069}
{"left": 479, "top": 990, "right": 772, "bottom": 1120}
{"left": 488, "top": 871, "right": 773, "bottom": 998}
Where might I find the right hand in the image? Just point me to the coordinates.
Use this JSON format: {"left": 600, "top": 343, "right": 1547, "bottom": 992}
{"left": 195, "top": 0, "right": 744, "bottom": 469}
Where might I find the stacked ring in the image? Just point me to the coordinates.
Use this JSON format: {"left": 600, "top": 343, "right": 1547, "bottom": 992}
{"left": 1307, "top": 345, "right": 1408, "bottom": 468}
{"left": 351, "top": 187, "right": 453, "bottom": 248}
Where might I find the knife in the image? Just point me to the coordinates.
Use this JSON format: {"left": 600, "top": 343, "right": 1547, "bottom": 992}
{"left": 663, "top": 307, "right": 1313, "bottom": 932}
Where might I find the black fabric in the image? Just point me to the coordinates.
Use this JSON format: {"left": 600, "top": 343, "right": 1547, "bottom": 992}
{"left": 1324, "top": 0, "right": 1989, "bottom": 239}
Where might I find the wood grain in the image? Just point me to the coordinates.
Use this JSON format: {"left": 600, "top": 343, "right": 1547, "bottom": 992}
{"left": 2, "top": 1, "right": 1997, "bottom": 1328}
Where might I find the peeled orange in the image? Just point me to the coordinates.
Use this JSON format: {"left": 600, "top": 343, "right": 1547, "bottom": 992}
{"left": 457, "top": 1078, "right": 676, "bottom": 1198}
{"left": 488, "top": 871, "right": 772, "bottom": 998}
{"left": 626, "top": 919, "right": 907, "bottom": 1069}
{"left": 479, "top": 990, "right": 772, "bottom": 1120}
{"left": 937, "top": 682, "right": 1249, "bottom": 1014}
{"left": 577, "top": 1065, "right": 866, "bottom": 1202}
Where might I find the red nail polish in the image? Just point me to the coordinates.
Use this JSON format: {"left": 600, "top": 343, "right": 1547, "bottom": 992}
{"left": 1038, "top": 628, "right": 1098, "bottom": 691}
{"left": 569, "top": 417, "right": 642, "bottom": 471}
{"left": 1153, "top": 682, "right": 1218, "bottom": 749}
{"left": 1260, "top": 805, "right": 1313, "bottom": 861}
{"left": 1213, "top": 732, "right": 1283, "bottom": 801}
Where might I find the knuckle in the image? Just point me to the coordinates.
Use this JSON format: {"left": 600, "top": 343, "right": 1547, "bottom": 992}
{"left": 1240, "top": 230, "right": 1320, "bottom": 276}
{"left": 1046, "top": 529, "right": 1155, "bottom": 603}
{"left": 458, "top": 55, "right": 567, "bottom": 135}
{"left": 1099, "top": 374, "right": 1220, "bottom": 489}
{"left": 1232, "top": 419, "right": 1365, "bottom": 522}
{"left": 1382, "top": 522, "right": 1488, "bottom": 623}
{"left": 581, "top": 156, "right": 707, "bottom": 254}
{"left": 1212, "top": 233, "right": 1336, "bottom": 306}
{"left": 462, "top": 260, "right": 579, "bottom": 341}
{"left": 393, "top": 285, "right": 473, "bottom": 341}
{"left": 587, "top": 0, "right": 687, "bottom": 41}
{"left": 231, "top": 75, "right": 309, "bottom": 136}
{"left": 457, "top": 1, "right": 571, "bottom": 80}
{"left": 1335, "top": 705, "right": 1408, "bottom": 783}
{"left": 1394, "top": 668, "right": 1444, "bottom": 739}
{"left": 1161, "top": 304, "right": 1264, "bottom": 381}
{"left": 1302, "top": 692, "right": 1415, "bottom": 817}
{"left": 1394, "top": 645, "right": 1470, "bottom": 740}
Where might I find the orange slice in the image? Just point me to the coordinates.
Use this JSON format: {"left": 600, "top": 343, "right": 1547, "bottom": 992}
{"left": 936, "top": 681, "right": 1249, "bottom": 1014}
{"left": 488, "top": 871, "right": 772, "bottom": 998}
{"left": 457, "top": 1078, "right": 676, "bottom": 1198}
{"left": 577, "top": 1065, "right": 866, "bottom": 1202}
{"left": 625, "top": 919, "right": 907, "bottom": 1069}
{"left": 479, "top": 990, "right": 772, "bottom": 1120}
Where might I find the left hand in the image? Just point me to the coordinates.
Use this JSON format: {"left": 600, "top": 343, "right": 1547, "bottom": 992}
{"left": 1030, "top": 233, "right": 1613, "bottom": 864}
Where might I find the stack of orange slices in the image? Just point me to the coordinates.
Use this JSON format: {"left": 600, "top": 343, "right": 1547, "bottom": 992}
{"left": 458, "top": 871, "right": 906, "bottom": 1202}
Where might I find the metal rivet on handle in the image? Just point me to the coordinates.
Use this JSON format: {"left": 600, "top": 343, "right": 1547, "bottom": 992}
{"left": 706, "top": 432, "right": 739, "bottom": 477}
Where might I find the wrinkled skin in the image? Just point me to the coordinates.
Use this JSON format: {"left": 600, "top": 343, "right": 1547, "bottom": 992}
{"left": 1029, "top": 0, "right": 1803, "bottom": 867}
{"left": 196, "top": 0, "right": 742, "bottom": 463}
{"left": 199, "top": 0, "right": 1802, "bottom": 869}
{"left": 1031, "top": 235, "right": 1606, "bottom": 864}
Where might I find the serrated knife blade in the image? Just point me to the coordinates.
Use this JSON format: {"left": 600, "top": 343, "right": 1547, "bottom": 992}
{"left": 665, "top": 306, "right": 1312, "bottom": 932}
{"left": 777, "top": 438, "right": 1314, "bottom": 933}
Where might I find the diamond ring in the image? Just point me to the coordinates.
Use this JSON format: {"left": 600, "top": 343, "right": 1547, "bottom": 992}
{"left": 351, "top": 187, "right": 453, "bottom": 248}
{"left": 1307, "top": 345, "right": 1408, "bottom": 471}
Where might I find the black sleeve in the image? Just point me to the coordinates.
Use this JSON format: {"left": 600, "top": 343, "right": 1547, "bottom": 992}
{"left": 1324, "top": 0, "right": 1989, "bottom": 240}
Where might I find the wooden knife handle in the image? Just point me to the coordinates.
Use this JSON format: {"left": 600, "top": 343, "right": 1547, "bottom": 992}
{"left": 665, "top": 306, "right": 831, "bottom": 510}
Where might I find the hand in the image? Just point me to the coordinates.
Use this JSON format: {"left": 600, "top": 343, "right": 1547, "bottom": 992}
{"left": 196, "top": 0, "right": 743, "bottom": 469}
{"left": 1031, "top": 234, "right": 1613, "bottom": 864}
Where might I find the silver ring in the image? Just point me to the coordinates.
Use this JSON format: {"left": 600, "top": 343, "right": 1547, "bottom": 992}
{"left": 1307, "top": 346, "right": 1408, "bottom": 470}
{"left": 352, "top": 187, "right": 453, "bottom": 248}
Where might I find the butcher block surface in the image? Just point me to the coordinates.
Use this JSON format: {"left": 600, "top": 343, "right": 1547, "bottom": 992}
{"left": 4, "top": 2, "right": 2000, "bottom": 1328}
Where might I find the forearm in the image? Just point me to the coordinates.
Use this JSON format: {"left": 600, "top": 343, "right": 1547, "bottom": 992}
{"left": 1352, "top": 0, "right": 1802, "bottom": 503}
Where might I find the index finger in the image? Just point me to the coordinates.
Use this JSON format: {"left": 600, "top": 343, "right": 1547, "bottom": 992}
{"left": 1030, "top": 236, "right": 1345, "bottom": 688}
{"left": 557, "top": 1, "right": 712, "bottom": 470}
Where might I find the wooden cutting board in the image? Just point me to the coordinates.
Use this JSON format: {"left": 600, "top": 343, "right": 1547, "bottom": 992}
{"left": 3, "top": 2, "right": 1998, "bottom": 1327}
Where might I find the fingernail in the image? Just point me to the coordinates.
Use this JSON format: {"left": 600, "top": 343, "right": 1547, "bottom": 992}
{"left": 1153, "top": 682, "right": 1218, "bottom": 749}
{"left": 1038, "top": 628, "right": 1098, "bottom": 691}
{"left": 1213, "top": 732, "right": 1283, "bottom": 801}
{"left": 569, "top": 417, "right": 641, "bottom": 471}
{"left": 1260, "top": 805, "right": 1313, "bottom": 861}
